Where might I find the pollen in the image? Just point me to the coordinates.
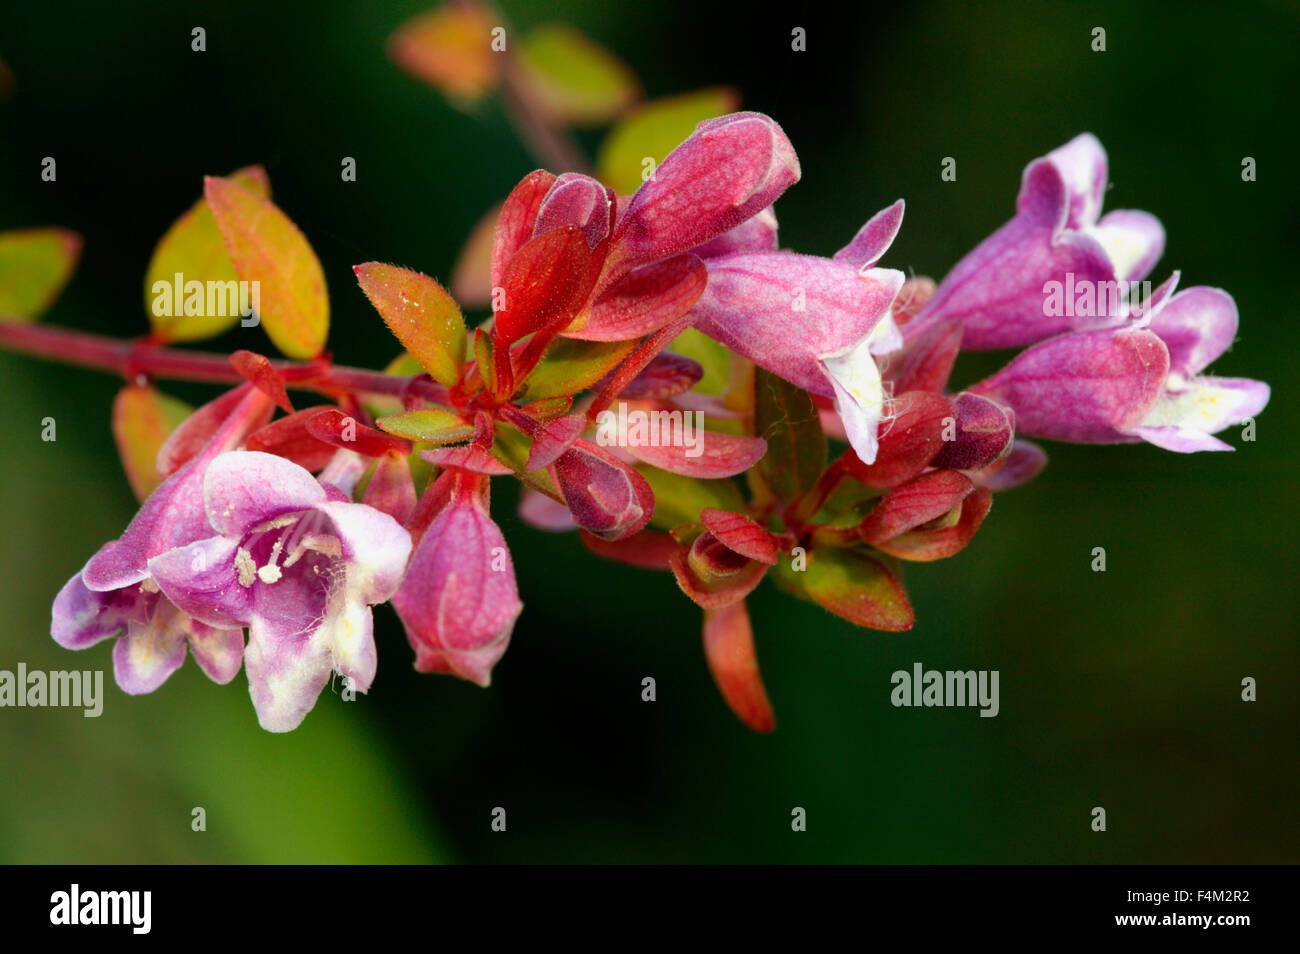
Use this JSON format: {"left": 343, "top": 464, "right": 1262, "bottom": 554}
{"left": 257, "top": 563, "right": 283, "bottom": 584}
{"left": 234, "top": 547, "right": 257, "bottom": 587}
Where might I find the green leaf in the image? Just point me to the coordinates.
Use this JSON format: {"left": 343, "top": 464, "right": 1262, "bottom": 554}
{"left": 144, "top": 166, "right": 270, "bottom": 343}
{"left": 354, "top": 263, "right": 466, "bottom": 387}
{"left": 596, "top": 87, "right": 740, "bottom": 194}
{"left": 802, "top": 546, "right": 914, "bottom": 631}
{"left": 515, "top": 23, "right": 640, "bottom": 126}
{"left": 204, "top": 175, "right": 329, "bottom": 360}
{"left": 375, "top": 408, "right": 474, "bottom": 445}
{"left": 111, "top": 384, "right": 192, "bottom": 501}
{"left": 753, "top": 367, "right": 826, "bottom": 503}
{"left": 635, "top": 465, "right": 745, "bottom": 531}
{"left": 0, "top": 228, "right": 81, "bottom": 321}
{"left": 668, "top": 328, "right": 731, "bottom": 396}
{"left": 516, "top": 337, "right": 635, "bottom": 401}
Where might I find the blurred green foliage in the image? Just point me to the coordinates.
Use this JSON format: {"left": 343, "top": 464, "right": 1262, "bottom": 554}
{"left": 0, "top": 0, "right": 1295, "bottom": 862}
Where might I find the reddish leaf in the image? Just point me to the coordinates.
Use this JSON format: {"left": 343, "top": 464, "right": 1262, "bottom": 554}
{"left": 525, "top": 412, "right": 587, "bottom": 471}
{"left": 700, "top": 507, "right": 779, "bottom": 565}
{"left": 886, "top": 313, "right": 961, "bottom": 393}
{"left": 492, "top": 170, "right": 558, "bottom": 293}
{"left": 843, "top": 391, "right": 954, "bottom": 490}
{"left": 230, "top": 349, "right": 293, "bottom": 413}
{"left": 579, "top": 528, "right": 679, "bottom": 569}
{"left": 889, "top": 276, "right": 936, "bottom": 327}
{"left": 566, "top": 253, "right": 707, "bottom": 342}
{"left": 859, "top": 470, "right": 974, "bottom": 545}
{"left": 669, "top": 547, "right": 767, "bottom": 610}
{"left": 616, "top": 413, "right": 767, "bottom": 479}
{"left": 419, "top": 444, "right": 512, "bottom": 476}
{"left": 703, "top": 601, "right": 776, "bottom": 732}
{"left": 388, "top": 5, "right": 499, "bottom": 101}
{"left": 307, "top": 407, "right": 410, "bottom": 457}
{"left": 873, "top": 487, "right": 993, "bottom": 562}
{"left": 494, "top": 226, "right": 593, "bottom": 346}
{"left": 245, "top": 408, "right": 339, "bottom": 472}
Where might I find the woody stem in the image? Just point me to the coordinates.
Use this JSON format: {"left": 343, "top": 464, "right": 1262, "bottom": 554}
{"left": 0, "top": 321, "right": 451, "bottom": 404}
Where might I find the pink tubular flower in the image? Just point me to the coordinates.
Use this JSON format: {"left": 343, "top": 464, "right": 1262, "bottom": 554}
{"left": 970, "top": 283, "right": 1269, "bottom": 451}
{"left": 910, "top": 133, "right": 1165, "bottom": 350}
{"left": 687, "top": 201, "right": 908, "bottom": 465}
{"left": 51, "top": 386, "right": 271, "bottom": 694}
{"left": 392, "top": 470, "right": 523, "bottom": 686}
{"left": 148, "top": 450, "right": 411, "bottom": 732}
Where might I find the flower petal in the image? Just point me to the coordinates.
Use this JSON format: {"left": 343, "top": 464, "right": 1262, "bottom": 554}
{"left": 1135, "top": 375, "right": 1270, "bottom": 438}
{"left": 689, "top": 206, "right": 779, "bottom": 259}
{"left": 147, "top": 535, "right": 252, "bottom": 629}
{"left": 971, "top": 327, "right": 1169, "bottom": 443}
{"left": 692, "top": 253, "right": 903, "bottom": 394}
{"left": 52, "top": 561, "right": 147, "bottom": 649}
{"left": 315, "top": 499, "right": 413, "bottom": 605}
{"left": 610, "top": 112, "right": 799, "bottom": 274}
{"left": 1018, "top": 133, "right": 1107, "bottom": 230}
{"left": 112, "top": 611, "right": 189, "bottom": 695}
{"left": 1148, "top": 287, "right": 1239, "bottom": 379}
{"left": 187, "top": 622, "right": 245, "bottom": 685}
{"left": 203, "top": 451, "right": 327, "bottom": 538}
{"left": 1091, "top": 209, "right": 1164, "bottom": 283}
{"left": 833, "top": 199, "right": 905, "bottom": 271}
{"left": 244, "top": 613, "right": 332, "bottom": 732}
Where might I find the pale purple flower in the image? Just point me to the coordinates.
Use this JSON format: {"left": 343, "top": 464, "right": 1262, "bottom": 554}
{"left": 51, "top": 387, "right": 269, "bottom": 694}
{"left": 971, "top": 283, "right": 1269, "bottom": 451}
{"left": 148, "top": 450, "right": 411, "bottom": 732}
{"left": 910, "top": 133, "right": 1165, "bottom": 350}
{"left": 687, "top": 201, "right": 907, "bottom": 464}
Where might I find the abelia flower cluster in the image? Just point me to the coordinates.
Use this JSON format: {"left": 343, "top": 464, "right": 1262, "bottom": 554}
{"left": 40, "top": 116, "right": 1268, "bottom": 732}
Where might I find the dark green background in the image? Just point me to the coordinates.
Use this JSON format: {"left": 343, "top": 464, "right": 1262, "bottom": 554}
{"left": 0, "top": 0, "right": 1295, "bottom": 863}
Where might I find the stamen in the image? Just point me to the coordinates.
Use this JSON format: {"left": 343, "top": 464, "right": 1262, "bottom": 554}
{"left": 234, "top": 547, "right": 257, "bottom": 587}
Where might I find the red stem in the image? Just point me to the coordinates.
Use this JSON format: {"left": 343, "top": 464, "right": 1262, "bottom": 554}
{"left": 0, "top": 321, "right": 452, "bottom": 405}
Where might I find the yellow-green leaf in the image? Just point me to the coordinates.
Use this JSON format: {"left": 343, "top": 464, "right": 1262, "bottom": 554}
{"left": 516, "top": 337, "right": 636, "bottom": 401}
{"left": 635, "top": 465, "right": 745, "bottom": 531}
{"left": 388, "top": 5, "right": 498, "bottom": 103}
{"left": 375, "top": 408, "right": 474, "bottom": 445}
{"left": 801, "top": 546, "right": 914, "bottom": 631}
{"left": 144, "top": 166, "right": 270, "bottom": 343}
{"left": 596, "top": 87, "right": 740, "bottom": 194}
{"left": 111, "top": 384, "right": 193, "bottom": 501}
{"left": 754, "top": 367, "right": 825, "bottom": 503}
{"left": 204, "top": 175, "right": 329, "bottom": 360}
{"left": 0, "top": 228, "right": 81, "bottom": 321}
{"left": 354, "top": 263, "right": 466, "bottom": 387}
{"left": 515, "top": 23, "right": 640, "bottom": 126}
